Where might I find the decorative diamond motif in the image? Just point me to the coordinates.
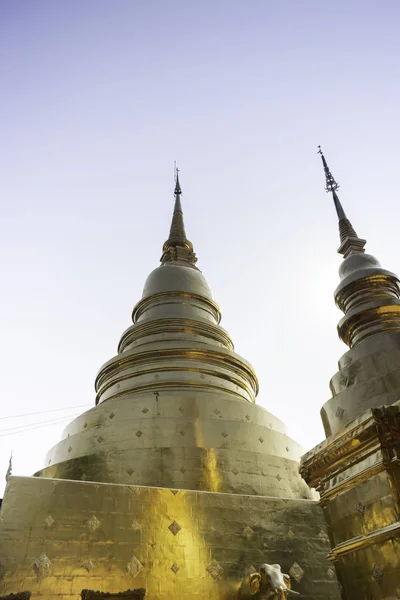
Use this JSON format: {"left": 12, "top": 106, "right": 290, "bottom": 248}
{"left": 336, "top": 406, "right": 345, "bottom": 419}
{"left": 318, "top": 530, "right": 329, "bottom": 543}
{"left": 242, "top": 525, "right": 254, "bottom": 539}
{"left": 87, "top": 515, "right": 100, "bottom": 532}
{"left": 136, "top": 430, "right": 143, "bottom": 438}
{"left": 142, "top": 407, "right": 149, "bottom": 414}
{"left": 357, "top": 502, "right": 365, "bottom": 514}
{"left": 109, "top": 412, "right": 115, "bottom": 419}
{"left": 287, "top": 529, "right": 295, "bottom": 539}
{"left": 214, "top": 409, "right": 220, "bottom": 416}
{"left": 178, "top": 407, "right": 185, "bottom": 413}
{"left": 245, "top": 414, "right": 251, "bottom": 421}
{"left": 83, "top": 422, "right": 88, "bottom": 428}
{"left": 289, "top": 562, "right": 304, "bottom": 583}
{"left": 67, "top": 446, "right": 72, "bottom": 453}
{"left": 206, "top": 559, "right": 223, "bottom": 581}
{"left": 180, "top": 429, "right": 186, "bottom": 436}
{"left": 168, "top": 520, "right": 181, "bottom": 536}
{"left": 127, "top": 468, "right": 134, "bottom": 476}
{"left": 170, "top": 489, "right": 179, "bottom": 495}
{"left": 276, "top": 474, "right": 282, "bottom": 481}
{"left": 131, "top": 520, "right": 140, "bottom": 532}
{"left": 32, "top": 554, "right": 52, "bottom": 582}
{"left": 171, "top": 563, "right": 179, "bottom": 574}
{"left": 232, "top": 467, "right": 239, "bottom": 476}
{"left": 44, "top": 515, "right": 54, "bottom": 528}
{"left": 180, "top": 467, "right": 186, "bottom": 473}
{"left": 327, "top": 568, "right": 335, "bottom": 579}
{"left": 210, "top": 525, "right": 218, "bottom": 535}
{"left": 259, "top": 436, "right": 264, "bottom": 443}
{"left": 127, "top": 556, "right": 143, "bottom": 578}
{"left": 97, "top": 436, "right": 104, "bottom": 443}
{"left": 80, "top": 473, "right": 87, "bottom": 481}
{"left": 372, "top": 565, "right": 383, "bottom": 583}
{"left": 82, "top": 560, "right": 94, "bottom": 572}
{"left": 246, "top": 565, "right": 257, "bottom": 575}
{"left": 221, "top": 431, "right": 228, "bottom": 438}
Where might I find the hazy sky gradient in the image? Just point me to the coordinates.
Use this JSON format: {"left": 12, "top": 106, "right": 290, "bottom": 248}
{"left": 1, "top": 0, "right": 400, "bottom": 495}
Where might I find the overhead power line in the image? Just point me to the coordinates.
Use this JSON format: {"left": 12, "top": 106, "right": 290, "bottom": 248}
{"left": 0, "top": 415, "right": 79, "bottom": 438}
{"left": 0, "top": 404, "right": 92, "bottom": 421}
{"left": 0, "top": 413, "right": 82, "bottom": 435}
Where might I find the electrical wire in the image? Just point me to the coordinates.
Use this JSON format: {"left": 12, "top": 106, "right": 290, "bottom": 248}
{"left": 0, "top": 404, "right": 92, "bottom": 421}
{"left": 0, "top": 413, "right": 82, "bottom": 435}
{"left": 0, "top": 415, "right": 79, "bottom": 438}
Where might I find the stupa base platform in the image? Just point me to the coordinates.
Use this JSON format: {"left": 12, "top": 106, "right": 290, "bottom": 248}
{"left": 0, "top": 476, "right": 340, "bottom": 599}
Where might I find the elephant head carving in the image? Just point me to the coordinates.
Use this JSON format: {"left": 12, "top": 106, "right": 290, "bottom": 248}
{"left": 249, "top": 564, "right": 299, "bottom": 599}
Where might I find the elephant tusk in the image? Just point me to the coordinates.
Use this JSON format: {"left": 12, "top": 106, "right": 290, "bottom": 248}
{"left": 287, "top": 590, "right": 300, "bottom": 596}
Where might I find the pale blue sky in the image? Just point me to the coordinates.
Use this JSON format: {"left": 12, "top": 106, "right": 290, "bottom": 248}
{"left": 1, "top": 0, "right": 400, "bottom": 494}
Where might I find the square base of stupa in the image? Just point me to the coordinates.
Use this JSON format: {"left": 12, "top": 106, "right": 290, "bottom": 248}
{"left": 0, "top": 476, "right": 340, "bottom": 599}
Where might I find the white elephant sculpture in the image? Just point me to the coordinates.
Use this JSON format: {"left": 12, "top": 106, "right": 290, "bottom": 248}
{"left": 249, "top": 564, "right": 299, "bottom": 599}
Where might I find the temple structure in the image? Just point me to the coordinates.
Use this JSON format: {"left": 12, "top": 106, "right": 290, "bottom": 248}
{"left": 300, "top": 149, "right": 400, "bottom": 599}
{"left": 0, "top": 174, "right": 339, "bottom": 599}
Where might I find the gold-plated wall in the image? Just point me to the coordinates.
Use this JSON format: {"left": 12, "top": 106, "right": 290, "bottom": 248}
{"left": 0, "top": 476, "right": 340, "bottom": 600}
{"left": 301, "top": 403, "right": 400, "bottom": 599}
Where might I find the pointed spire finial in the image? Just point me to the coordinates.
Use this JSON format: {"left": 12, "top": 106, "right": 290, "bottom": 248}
{"left": 6, "top": 451, "right": 12, "bottom": 482}
{"left": 160, "top": 166, "right": 197, "bottom": 265}
{"left": 318, "top": 145, "right": 340, "bottom": 193}
{"left": 318, "top": 145, "right": 366, "bottom": 258}
{"left": 174, "top": 163, "right": 182, "bottom": 196}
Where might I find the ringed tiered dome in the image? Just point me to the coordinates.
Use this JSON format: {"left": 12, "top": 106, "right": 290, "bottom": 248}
{"left": 36, "top": 176, "right": 312, "bottom": 500}
{"left": 317, "top": 149, "right": 400, "bottom": 437}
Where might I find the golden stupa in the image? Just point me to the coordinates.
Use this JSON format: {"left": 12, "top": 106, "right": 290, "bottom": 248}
{"left": 0, "top": 174, "right": 339, "bottom": 599}
{"left": 301, "top": 149, "right": 400, "bottom": 599}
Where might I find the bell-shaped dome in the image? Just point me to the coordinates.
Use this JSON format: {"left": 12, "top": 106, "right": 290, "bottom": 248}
{"left": 34, "top": 174, "right": 313, "bottom": 502}
{"left": 142, "top": 262, "right": 213, "bottom": 300}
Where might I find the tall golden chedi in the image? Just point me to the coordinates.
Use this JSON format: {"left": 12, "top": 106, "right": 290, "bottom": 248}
{"left": 0, "top": 175, "right": 339, "bottom": 599}
{"left": 301, "top": 150, "right": 400, "bottom": 599}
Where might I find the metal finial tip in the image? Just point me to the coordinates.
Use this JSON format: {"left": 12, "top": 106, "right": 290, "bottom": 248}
{"left": 174, "top": 163, "right": 182, "bottom": 195}
{"left": 174, "top": 173, "right": 182, "bottom": 196}
{"left": 318, "top": 146, "right": 340, "bottom": 193}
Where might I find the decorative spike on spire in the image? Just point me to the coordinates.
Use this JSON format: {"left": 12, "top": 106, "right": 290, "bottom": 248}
{"left": 174, "top": 167, "right": 182, "bottom": 196}
{"left": 6, "top": 451, "right": 12, "bottom": 482}
{"left": 317, "top": 146, "right": 366, "bottom": 258}
{"left": 160, "top": 167, "right": 197, "bottom": 265}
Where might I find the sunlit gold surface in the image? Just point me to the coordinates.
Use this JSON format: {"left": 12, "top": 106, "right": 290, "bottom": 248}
{"left": 301, "top": 402, "right": 400, "bottom": 597}
{"left": 34, "top": 393, "right": 311, "bottom": 498}
{"left": 0, "top": 476, "right": 339, "bottom": 600}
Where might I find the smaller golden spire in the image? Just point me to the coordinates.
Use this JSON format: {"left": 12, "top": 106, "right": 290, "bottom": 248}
{"left": 161, "top": 167, "right": 197, "bottom": 265}
{"left": 5, "top": 451, "right": 12, "bottom": 482}
{"left": 318, "top": 146, "right": 366, "bottom": 258}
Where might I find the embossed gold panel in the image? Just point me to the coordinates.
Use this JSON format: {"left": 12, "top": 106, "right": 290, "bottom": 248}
{"left": 0, "top": 476, "right": 340, "bottom": 600}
